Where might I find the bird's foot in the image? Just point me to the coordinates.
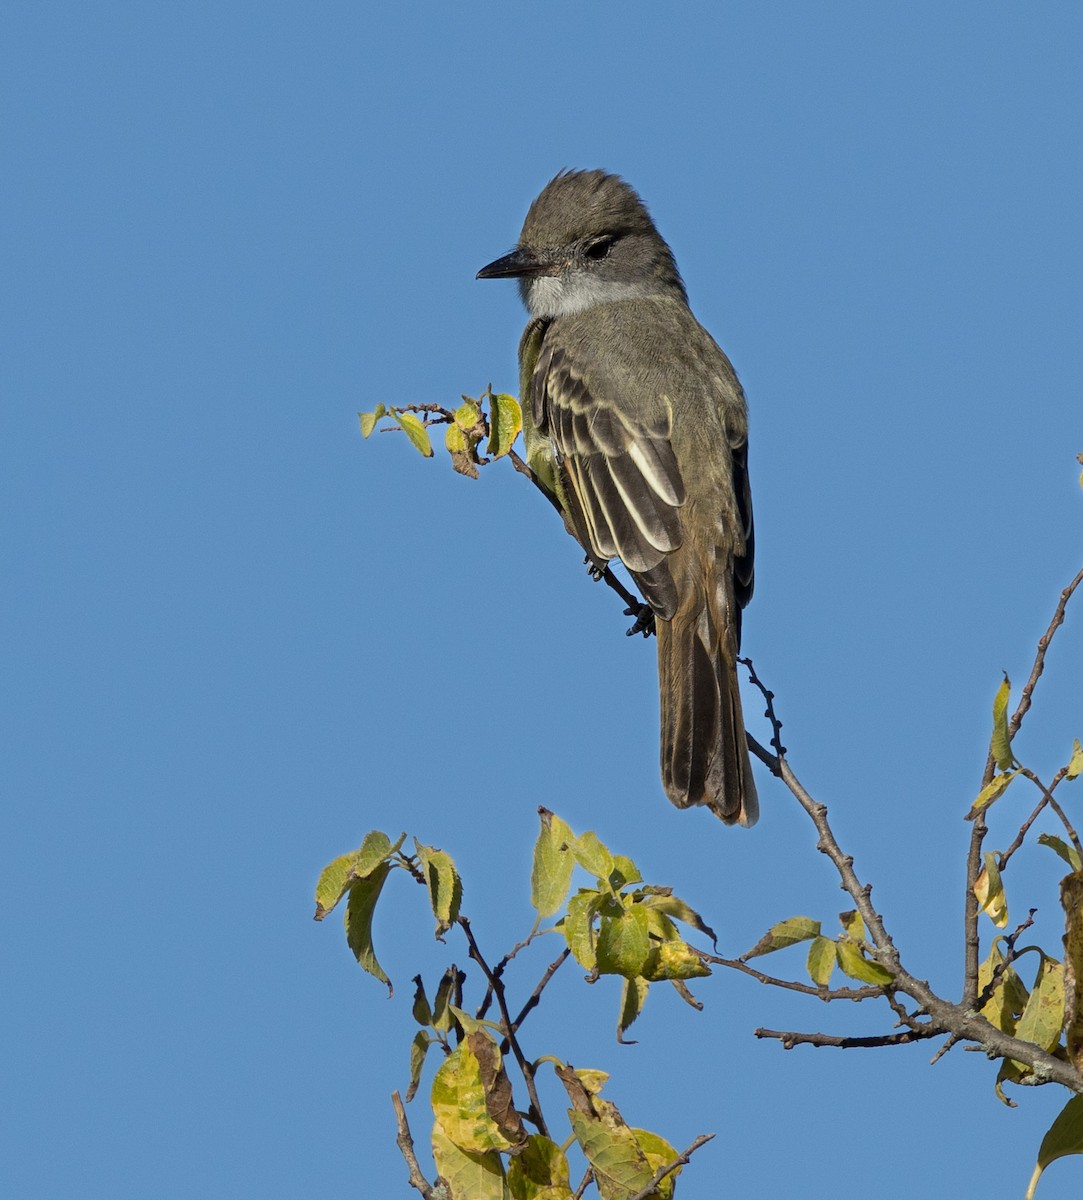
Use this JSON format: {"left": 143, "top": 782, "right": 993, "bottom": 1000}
{"left": 584, "top": 555, "right": 606, "bottom": 582}
{"left": 624, "top": 602, "right": 655, "bottom": 638}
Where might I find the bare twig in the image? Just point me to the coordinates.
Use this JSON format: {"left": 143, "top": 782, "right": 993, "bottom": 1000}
{"left": 739, "top": 656, "right": 787, "bottom": 758}
{"left": 1019, "top": 768, "right": 1081, "bottom": 855}
{"left": 508, "top": 948, "right": 572, "bottom": 1035}
{"left": 391, "top": 1090, "right": 436, "bottom": 1198}
{"left": 703, "top": 954, "right": 884, "bottom": 1002}
{"left": 626, "top": 1133, "right": 716, "bottom": 1200}
{"left": 966, "top": 566, "right": 1083, "bottom": 1003}
{"left": 458, "top": 917, "right": 551, "bottom": 1138}
{"left": 476, "top": 924, "right": 546, "bottom": 1023}
{"left": 571, "top": 1167, "right": 595, "bottom": 1199}
{"left": 756, "top": 1026, "right": 941, "bottom": 1050}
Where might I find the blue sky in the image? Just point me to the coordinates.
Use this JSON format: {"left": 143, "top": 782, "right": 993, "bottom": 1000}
{"left": 4, "top": 4, "right": 1082, "bottom": 1197}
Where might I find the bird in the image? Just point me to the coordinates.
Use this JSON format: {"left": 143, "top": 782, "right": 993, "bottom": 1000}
{"left": 477, "top": 170, "right": 758, "bottom": 826}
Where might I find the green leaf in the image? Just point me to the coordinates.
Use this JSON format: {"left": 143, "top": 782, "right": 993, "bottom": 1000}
{"left": 744, "top": 915, "right": 821, "bottom": 959}
{"left": 990, "top": 674, "right": 1017, "bottom": 771}
{"left": 617, "top": 976, "right": 649, "bottom": 1043}
{"left": 807, "top": 936, "right": 836, "bottom": 986}
{"left": 839, "top": 910, "right": 865, "bottom": 940}
{"left": 411, "top": 975, "right": 432, "bottom": 1027}
{"left": 507, "top": 1134, "right": 573, "bottom": 1200}
{"left": 432, "top": 966, "right": 461, "bottom": 1032}
{"left": 344, "top": 860, "right": 394, "bottom": 990}
{"left": 573, "top": 831, "right": 614, "bottom": 882}
{"left": 1068, "top": 739, "right": 1083, "bottom": 780}
{"left": 431, "top": 1125, "right": 509, "bottom": 1200}
{"left": 391, "top": 409, "right": 434, "bottom": 457}
{"left": 531, "top": 809, "right": 576, "bottom": 919}
{"left": 431, "top": 1039, "right": 514, "bottom": 1154}
{"left": 1026, "top": 1096, "right": 1083, "bottom": 1200}
{"left": 563, "top": 890, "right": 603, "bottom": 970}
{"left": 835, "top": 938, "right": 893, "bottom": 985}
{"left": 486, "top": 393, "right": 523, "bottom": 459}
{"left": 595, "top": 903, "right": 651, "bottom": 978}
{"left": 967, "top": 770, "right": 1020, "bottom": 820}
{"left": 313, "top": 829, "right": 402, "bottom": 918}
{"left": 405, "top": 1030, "right": 431, "bottom": 1103}
{"left": 640, "top": 891, "right": 717, "bottom": 947}
{"left": 974, "top": 851, "right": 1009, "bottom": 928}
{"left": 608, "top": 855, "right": 642, "bottom": 889}
{"left": 1038, "top": 833, "right": 1083, "bottom": 873}
{"left": 414, "top": 840, "right": 462, "bottom": 936}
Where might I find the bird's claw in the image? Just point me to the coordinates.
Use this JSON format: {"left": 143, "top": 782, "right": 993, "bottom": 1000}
{"left": 584, "top": 556, "right": 606, "bottom": 582}
{"left": 624, "top": 603, "right": 656, "bottom": 638}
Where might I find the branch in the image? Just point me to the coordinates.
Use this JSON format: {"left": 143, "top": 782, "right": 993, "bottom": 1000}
{"left": 625, "top": 1134, "right": 716, "bottom": 1200}
{"left": 458, "top": 917, "right": 551, "bottom": 1138}
{"left": 391, "top": 1090, "right": 437, "bottom": 1198}
{"left": 508, "top": 948, "right": 572, "bottom": 1034}
{"left": 755, "top": 1026, "right": 941, "bottom": 1050}
{"left": 704, "top": 954, "right": 884, "bottom": 1002}
{"left": 966, "top": 565, "right": 1083, "bottom": 1004}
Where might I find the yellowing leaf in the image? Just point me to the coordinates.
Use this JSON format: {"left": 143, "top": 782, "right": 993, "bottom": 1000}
{"left": 507, "top": 1134, "right": 572, "bottom": 1200}
{"left": 531, "top": 809, "right": 576, "bottom": 919}
{"left": 487, "top": 392, "right": 523, "bottom": 459}
{"left": 977, "top": 941, "right": 1027, "bottom": 1035}
{"left": 967, "top": 770, "right": 1020, "bottom": 820}
{"left": 744, "top": 916, "right": 821, "bottom": 959}
{"left": 631, "top": 1128, "right": 683, "bottom": 1200}
{"left": 807, "top": 936, "right": 836, "bottom": 986}
{"left": 990, "top": 675, "right": 1017, "bottom": 771}
{"left": 392, "top": 409, "right": 434, "bottom": 457}
{"left": 1026, "top": 1096, "right": 1083, "bottom": 1200}
{"left": 431, "top": 1040, "right": 514, "bottom": 1154}
{"left": 431, "top": 1124, "right": 508, "bottom": 1200}
{"left": 313, "top": 829, "right": 401, "bottom": 918}
{"left": 454, "top": 398, "right": 483, "bottom": 431}
{"left": 1067, "top": 738, "right": 1083, "bottom": 780}
{"left": 974, "top": 852, "right": 1009, "bottom": 928}
{"left": 1061, "top": 871, "right": 1083, "bottom": 1070}
{"left": 1014, "top": 958, "right": 1065, "bottom": 1055}
{"left": 645, "top": 939, "right": 710, "bottom": 982}
{"left": 609, "top": 855, "right": 642, "bottom": 888}
{"left": 568, "top": 1106, "right": 654, "bottom": 1200}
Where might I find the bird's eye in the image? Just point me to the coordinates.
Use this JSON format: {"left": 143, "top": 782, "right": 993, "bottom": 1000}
{"left": 584, "top": 237, "right": 614, "bottom": 261}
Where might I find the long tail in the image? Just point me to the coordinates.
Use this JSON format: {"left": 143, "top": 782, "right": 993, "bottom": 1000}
{"left": 656, "top": 588, "right": 758, "bottom": 826}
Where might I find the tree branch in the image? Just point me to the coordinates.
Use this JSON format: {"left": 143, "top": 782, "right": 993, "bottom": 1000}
{"left": 626, "top": 1134, "right": 716, "bottom": 1200}
{"left": 755, "top": 1026, "right": 941, "bottom": 1050}
{"left": 458, "top": 916, "right": 551, "bottom": 1138}
{"left": 391, "top": 1090, "right": 437, "bottom": 1199}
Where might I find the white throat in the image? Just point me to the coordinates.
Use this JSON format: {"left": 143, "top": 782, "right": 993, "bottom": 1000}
{"left": 523, "top": 272, "right": 655, "bottom": 319}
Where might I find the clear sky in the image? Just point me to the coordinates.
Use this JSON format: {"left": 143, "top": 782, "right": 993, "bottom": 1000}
{"left": 4, "top": 4, "right": 1082, "bottom": 1197}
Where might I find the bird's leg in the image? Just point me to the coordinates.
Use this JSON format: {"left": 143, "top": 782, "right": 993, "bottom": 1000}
{"left": 581, "top": 555, "right": 656, "bottom": 638}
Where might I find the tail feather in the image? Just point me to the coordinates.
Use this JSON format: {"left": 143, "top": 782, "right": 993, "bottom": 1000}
{"left": 657, "top": 599, "right": 758, "bottom": 826}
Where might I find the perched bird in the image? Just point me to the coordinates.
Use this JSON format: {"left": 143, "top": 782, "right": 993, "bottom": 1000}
{"left": 477, "top": 170, "right": 758, "bottom": 826}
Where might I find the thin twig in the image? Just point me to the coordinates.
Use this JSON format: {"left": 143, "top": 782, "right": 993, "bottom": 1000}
{"left": 755, "top": 1026, "right": 941, "bottom": 1050}
{"left": 625, "top": 1133, "right": 716, "bottom": 1200}
{"left": 458, "top": 917, "right": 551, "bottom": 1139}
{"left": 739, "top": 656, "right": 787, "bottom": 758}
{"left": 966, "top": 565, "right": 1083, "bottom": 1005}
{"left": 704, "top": 954, "right": 884, "bottom": 1002}
{"left": 571, "top": 1167, "right": 595, "bottom": 1199}
{"left": 508, "top": 948, "right": 572, "bottom": 1034}
{"left": 391, "top": 1090, "right": 436, "bottom": 1198}
{"left": 476, "top": 924, "right": 546, "bottom": 1022}
{"left": 1019, "top": 767, "right": 1082, "bottom": 855}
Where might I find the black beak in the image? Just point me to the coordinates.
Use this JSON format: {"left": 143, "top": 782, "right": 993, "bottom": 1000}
{"left": 476, "top": 247, "right": 549, "bottom": 280}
